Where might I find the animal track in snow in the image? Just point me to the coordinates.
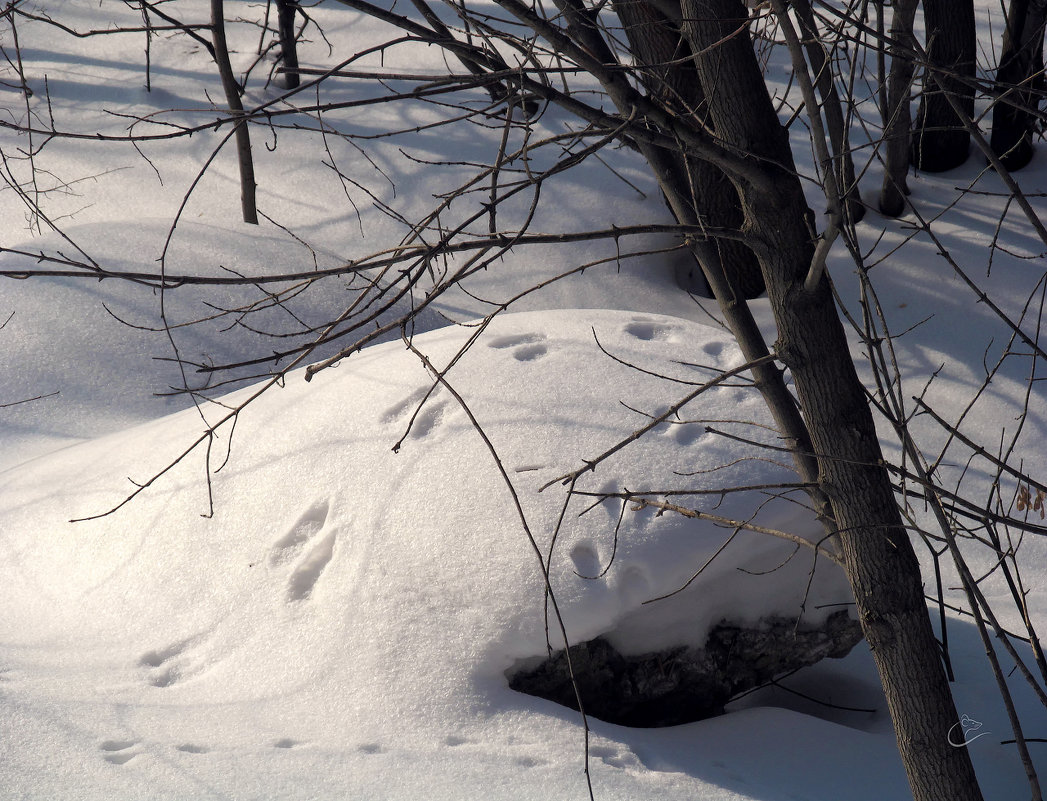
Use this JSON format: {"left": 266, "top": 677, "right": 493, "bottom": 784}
{"left": 286, "top": 529, "right": 337, "bottom": 602}
{"left": 666, "top": 420, "right": 704, "bottom": 447}
{"left": 487, "top": 332, "right": 548, "bottom": 361}
{"left": 570, "top": 542, "right": 602, "bottom": 578}
{"left": 624, "top": 319, "right": 675, "bottom": 342}
{"left": 409, "top": 400, "right": 449, "bottom": 440}
{"left": 702, "top": 341, "right": 726, "bottom": 357}
{"left": 269, "top": 500, "right": 330, "bottom": 565}
{"left": 380, "top": 385, "right": 439, "bottom": 424}
{"left": 381, "top": 385, "right": 459, "bottom": 440}
{"left": 176, "top": 744, "right": 210, "bottom": 754}
{"left": 100, "top": 740, "right": 138, "bottom": 765}
{"left": 139, "top": 636, "right": 205, "bottom": 688}
{"left": 139, "top": 640, "right": 188, "bottom": 668}
{"left": 273, "top": 738, "right": 301, "bottom": 749}
{"left": 511, "top": 343, "right": 547, "bottom": 361}
{"left": 268, "top": 498, "right": 339, "bottom": 602}
{"left": 487, "top": 332, "right": 544, "bottom": 349}
{"left": 589, "top": 744, "right": 642, "bottom": 769}
{"left": 653, "top": 408, "right": 705, "bottom": 447}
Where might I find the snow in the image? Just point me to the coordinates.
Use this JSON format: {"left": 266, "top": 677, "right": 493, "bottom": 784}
{"left": 1, "top": 2, "right": 1046, "bottom": 799}
{"left": 1, "top": 309, "right": 858, "bottom": 801}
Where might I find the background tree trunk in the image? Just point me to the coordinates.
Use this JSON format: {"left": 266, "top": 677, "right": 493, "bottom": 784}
{"left": 614, "top": 0, "right": 765, "bottom": 299}
{"left": 912, "top": 0, "right": 975, "bottom": 172}
{"left": 276, "top": 0, "right": 300, "bottom": 89}
{"left": 211, "top": 0, "right": 259, "bottom": 225}
{"left": 879, "top": 0, "right": 918, "bottom": 216}
{"left": 789, "top": 0, "right": 864, "bottom": 222}
{"left": 675, "top": 1, "right": 985, "bottom": 798}
{"left": 991, "top": 0, "right": 1047, "bottom": 170}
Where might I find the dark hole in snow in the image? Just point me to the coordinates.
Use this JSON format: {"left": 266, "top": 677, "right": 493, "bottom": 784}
{"left": 507, "top": 610, "right": 862, "bottom": 727}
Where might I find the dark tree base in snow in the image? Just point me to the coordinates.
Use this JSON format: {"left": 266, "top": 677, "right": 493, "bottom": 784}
{"left": 508, "top": 611, "right": 862, "bottom": 727}
{"left": 991, "top": 130, "right": 1036, "bottom": 172}
{"left": 911, "top": 132, "right": 971, "bottom": 174}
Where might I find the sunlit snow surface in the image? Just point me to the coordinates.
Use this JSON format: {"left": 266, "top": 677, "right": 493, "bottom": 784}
{"left": 0, "top": 308, "right": 1039, "bottom": 801}
{"left": 2, "top": 1, "right": 1047, "bottom": 799}
{"left": 1, "top": 309, "right": 867, "bottom": 799}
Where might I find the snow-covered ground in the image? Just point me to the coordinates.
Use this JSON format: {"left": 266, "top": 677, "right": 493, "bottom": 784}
{"left": 1, "top": 2, "right": 1045, "bottom": 799}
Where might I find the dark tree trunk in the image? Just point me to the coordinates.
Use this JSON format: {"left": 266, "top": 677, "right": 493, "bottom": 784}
{"left": 614, "top": 0, "right": 765, "bottom": 299}
{"left": 674, "top": 2, "right": 984, "bottom": 799}
{"left": 879, "top": 0, "right": 918, "bottom": 216}
{"left": 991, "top": 0, "right": 1047, "bottom": 170}
{"left": 211, "top": 0, "right": 259, "bottom": 225}
{"left": 912, "top": 0, "right": 975, "bottom": 172}
{"left": 276, "top": 0, "right": 300, "bottom": 90}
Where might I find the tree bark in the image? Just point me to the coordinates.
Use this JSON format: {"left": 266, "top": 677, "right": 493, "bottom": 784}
{"left": 211, "top": 0, "right": 259, "bottom": 225}
{"left": 878, "top": 0, "right": 918, "bottom": 216}
{"left": 613, "top": 0, "right": 765, "bottom": 299}
{"left": 912, "top": 0, "right": 975, "bottom": 172}
{"left": 676, "top": 2, "right": 984, "bottom": 798}
{"left": 991, "top": 0, "right": 1047, "bottom": 171}
{"left": 276, "top": 0, "right": 300, "bottom": 90}
{"left": 788, "top": 0, "right": 864, "bottom": 222}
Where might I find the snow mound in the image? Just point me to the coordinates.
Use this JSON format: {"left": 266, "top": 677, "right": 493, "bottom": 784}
{"left": 0, "top": 308, "right": 854, "bottom": 799}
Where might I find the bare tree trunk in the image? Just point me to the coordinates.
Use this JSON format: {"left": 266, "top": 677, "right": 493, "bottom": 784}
{"left": 613, "top": 0, "right": 765, "bottom": 299}
{"left": 991, "top": 0, "right": 1047, "bottom": 170}
{"left": 676, "top": 2, "right": 984, "bottom": 798}
{"left": 211, "top": 0, "right": 259, "bottom": 225}
{"left": 276, "top": 0, "right": 300, "bottom": 90}
{"left": 788, "top": 0, "right": 864, "bottom": 222}
{"left": 878, "top": 0, "right": 918, "bottom": 216}
{"left": 912, "top": 0, "right": 975, "bottom": 172}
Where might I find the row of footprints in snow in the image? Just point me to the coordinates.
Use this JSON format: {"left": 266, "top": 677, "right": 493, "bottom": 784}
{"left": 99, "top": 734, "right": 612, "bottom": 769}
{"left": 375, "top": 319, "right": 730, "bottom": 446}
{"left": 99, "top": 737, "right": 386, "bottom": 766}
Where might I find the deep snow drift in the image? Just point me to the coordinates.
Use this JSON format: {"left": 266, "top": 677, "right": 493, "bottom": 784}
{"left": 1, "top": 309, "right": 872, "bottom": 800}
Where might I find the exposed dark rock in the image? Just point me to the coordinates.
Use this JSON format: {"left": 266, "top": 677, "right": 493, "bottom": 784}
{"left": 507, "top": 610, "right": 862, "bottom": 727}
